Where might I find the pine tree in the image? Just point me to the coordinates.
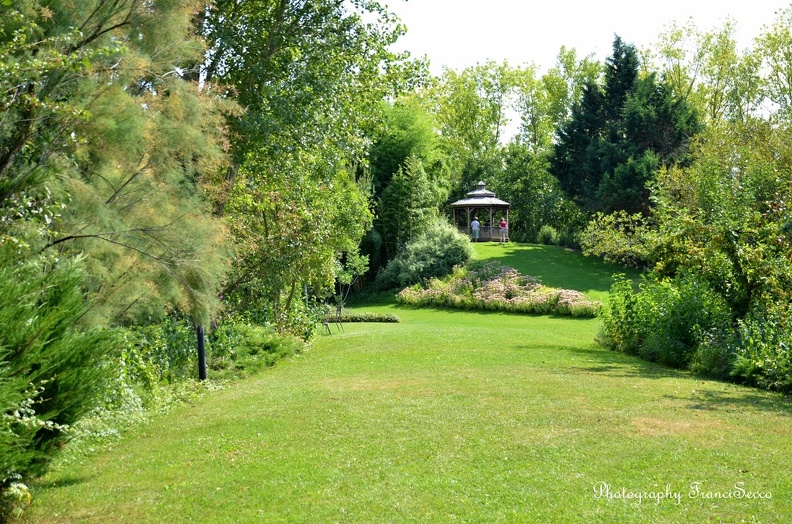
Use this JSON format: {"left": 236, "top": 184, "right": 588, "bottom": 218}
{"left": 550, "top": 81, "right": 607, "bottom": 207}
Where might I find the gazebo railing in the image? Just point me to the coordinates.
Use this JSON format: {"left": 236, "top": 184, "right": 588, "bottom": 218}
{"left": 458, "top": 225, "right": 508, "bottom": 242}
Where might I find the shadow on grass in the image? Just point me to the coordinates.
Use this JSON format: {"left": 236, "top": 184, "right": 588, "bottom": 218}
{"left": 345, "top": 290, "right": 398, "bottom": 308}
{"left": 554, "top": 346, "right": 792, "bottom": 416}
{"left": 34, "top": 474, "right": 94, "bottom": 490}
{"left": 522, "top": 343, "right": 686, "bottom": 380}
{"left": 668, "top": 388, "right": 792, "bottom": 416}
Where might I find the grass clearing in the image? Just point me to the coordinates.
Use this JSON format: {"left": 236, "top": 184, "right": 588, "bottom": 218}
{"left": 20, "top": 245, "right": 792, "bottom": 523}
{"left": 470, "top": 242, "right": 641, "bottom": 303}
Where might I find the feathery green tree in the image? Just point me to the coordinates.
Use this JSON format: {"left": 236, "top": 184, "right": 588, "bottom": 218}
{"left": 0, "top": 2, "right": 234, "bottom": 510}
{"left": 0, "top": 0, "right": 232, "bottom": 326}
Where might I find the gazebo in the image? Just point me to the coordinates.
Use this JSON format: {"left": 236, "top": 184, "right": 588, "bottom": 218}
{"left": 450, "top": 181, "right": 510, "bottom": 241}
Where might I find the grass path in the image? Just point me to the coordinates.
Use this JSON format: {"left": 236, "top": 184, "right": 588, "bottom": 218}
{"left": 21, "top": 246, "right": 792, "bottom": 523}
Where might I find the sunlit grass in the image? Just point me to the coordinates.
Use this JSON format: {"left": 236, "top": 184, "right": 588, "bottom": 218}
{"left": 471, "top": 242, "right": 642, "bottom": 303}
{"left": 21, "top": 246, "right": 791, "bottom": 523}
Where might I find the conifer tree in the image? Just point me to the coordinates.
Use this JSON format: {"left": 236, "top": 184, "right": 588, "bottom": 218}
{"left": 376, "top": 155, "right": 439, "bottom": 261}
{"left": 550, "top": 36, "right": 700, "bottom": 214}
{"left": 0, "top": 247, "right": 117, "bottom": 508}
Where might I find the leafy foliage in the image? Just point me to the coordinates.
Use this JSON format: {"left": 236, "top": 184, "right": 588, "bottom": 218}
{"left": 206, "top": 1, "right": 414, "bottom": 335}
{"left": 200, "top": 0, "right": 411, "bottom": 176}
{"left": 224, "top": 156, "right": 372, "bottom": 336}
{"left": 536, "top": 225, "right": 561, "bottom": 246}
{"left": 0, "top": 3, "right": 233, "bottom": 514}
{"left": 511, "top": 48, "right": 601, "bottom": 154}
{"left": 495, "top": 144, "right": 585, "bottom": 244}
{"left": 207, "top": 321, "right": 303, "bottom": 378}
{"left": 428, "top": 61, "right": 512, "bottom": 174}
{"left": 597, "top": 118, "right": 792, "bottom": 392}
{"left": 653, "top": 19, "right": 760, "bottom": 125}
{"left": 579, "top": 210, "right": 654, "bottom": 267}
{"left": 730, "top": 304, "right": 792, "bottom": 391}
{"left": 369, "top": 99, "right": 448, "bottom": 200}
{"left": 600, "top": 274, "right": 731, "bottom": 368}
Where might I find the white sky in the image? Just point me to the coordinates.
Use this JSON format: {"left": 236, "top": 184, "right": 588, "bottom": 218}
{"left": 387, "top": 0, "right": 791, "bottom": 74}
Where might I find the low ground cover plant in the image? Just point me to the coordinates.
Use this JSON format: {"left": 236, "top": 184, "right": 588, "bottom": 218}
{"left": 396, "top": 260, "right": 601, "bottom": 317}
{"left": 19, "top": 315, "right": 304, "bottom": 504}
{"left": 322, "top": 311, "right": 401, "bottom": 323}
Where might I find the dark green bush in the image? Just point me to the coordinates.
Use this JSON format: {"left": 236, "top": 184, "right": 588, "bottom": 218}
{"left": 375, "top": 219, "right": 473, "bottom": 290}
{"left": 639, "top": 276, "right": 731, "bottom": 368}
{"left": 0, "top": 250, "right": 116, "bottom": 511}
{"left": 208, "top": 321, "right": 303, "bottom": 377}
{"left": 598, "top": 276, "right": 645, "bottom": 353}
{"left": 730, "top": 305, "right": 792, "bottom": 393}
{"left": 131, "top": 314, "right": 197, "bottom": 384}
{"left": 690, "top": 327, "right": 737, "bottom": 381}
{"left": 598, "top": 272, "right": 792, "bottom": 390}
{"left": 323, "top": 311, "right": 401, "bottom": 323}
{"left": 536, "top": 225, "right": 560, "bottom": 245}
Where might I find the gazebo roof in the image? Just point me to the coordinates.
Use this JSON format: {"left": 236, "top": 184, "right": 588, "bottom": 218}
{"left": 449, "top": 181, "right": 510, "bottom": 208}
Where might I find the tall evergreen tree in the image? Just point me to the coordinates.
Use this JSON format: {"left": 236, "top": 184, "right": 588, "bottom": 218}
{"left": 603, "top": 36, "right": 640, "bottom": 121}
{"left": 376, "top": 155, "right": 439, "bottom": 261}
{"left": 550, "top": 81, "right": 607, "bottom": 208}
{"left": 550, "top": 36, "right": 701, "bottom": 215}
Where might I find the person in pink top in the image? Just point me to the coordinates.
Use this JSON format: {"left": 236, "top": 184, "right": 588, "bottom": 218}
{"left": 499, "top": 218, "right": 508, "bottom": 243}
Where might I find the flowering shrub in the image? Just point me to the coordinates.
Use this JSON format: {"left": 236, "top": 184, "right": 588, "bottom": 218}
{"left": 375, "top": 219, "right": 474, "bottom": 289}
{"left": 396, "top": 261, "right": 601, "bottom": 318}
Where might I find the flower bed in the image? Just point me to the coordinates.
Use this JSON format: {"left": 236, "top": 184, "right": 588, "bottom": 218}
{"left": 396, "top": 261, "right": 601, "bottom": 318}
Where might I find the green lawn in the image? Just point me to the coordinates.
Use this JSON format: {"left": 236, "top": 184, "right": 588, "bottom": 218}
{"left": 470, "top": 242, "right": 642, "bottom": 303}
{"left": 20, "top": 245, "right": 791, "bottom": 523}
